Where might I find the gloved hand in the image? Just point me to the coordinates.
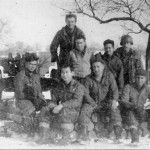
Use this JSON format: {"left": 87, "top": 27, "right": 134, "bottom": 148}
{"left": 52, "top": 104, "right": 63, "bottom": 114}
{"left": 47, "top": 102, "right": 57, "bottom": 109}
{"left": 93, "top": 105, "right": 102, "bottom": 113}
{"left": 119, "top": 101, "right": 135, "bottom": 110}
{"left": 51, "top": 55, "right": 58, "bottom": 63}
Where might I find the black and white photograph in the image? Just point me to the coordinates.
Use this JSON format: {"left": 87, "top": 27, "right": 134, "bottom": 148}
{"left": 0, "top": 0, "right": 149, "bottom": 149}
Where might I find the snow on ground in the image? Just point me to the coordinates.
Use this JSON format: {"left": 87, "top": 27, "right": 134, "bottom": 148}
{"left": 0, "top": 133, "right": 150, "bottom": 149}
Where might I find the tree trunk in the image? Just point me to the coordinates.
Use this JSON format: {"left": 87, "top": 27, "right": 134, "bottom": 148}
{"left": 146, "top": 32, "right": 150, "bottom": 84}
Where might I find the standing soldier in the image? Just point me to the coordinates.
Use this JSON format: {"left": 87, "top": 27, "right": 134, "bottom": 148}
{"left": 50, "top": 13, "right": 85, "bottom": 76}
{"left": 14, "top": 53, "right": 46, "bottom": 136}
{"left": 79, "top": 54, "right": 122, "bottom": 143}
{"left": 120, "top": 69, "right": 150, "bottom": 144}
{"left": 96, "top": 39, "right": 124, "bottom": 92}
{"left": 69, "top": 34, "right": 91, "bottom": 83}
{"left": 114, "top": 34, "right": 143, "bottom": 85}
{"left": 114, "top": 35, "right": 144, "bottom": 137}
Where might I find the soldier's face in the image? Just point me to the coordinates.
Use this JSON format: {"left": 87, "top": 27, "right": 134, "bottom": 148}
{"left": 104, "top": 44, "right": 114, "bottom": 56}
{"left": 92, "top": 62, "right": 105, "bottom": 76}
{"left": 61, "top": 67, "right": 73, "bottom": 84}
{"left": 66, "top": 17, "right": 76, "bottom": 29}
{"left": 75, "top": 39, "right": 85, "bottom": 52}
{"left": 26, "top": 61, "right": 37, "bottom": 72}
{"left": 135, "top": 75, "right": 146, "bottom": 87}
{"left": 122, "top": 41, "right": 131, "bottom": 52}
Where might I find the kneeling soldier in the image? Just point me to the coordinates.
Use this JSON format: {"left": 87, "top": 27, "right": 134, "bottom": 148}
{"left": 79, "top": 54, "right": 122, "bottom": 143}
{"left": 120, "top": 69, "right": 150, "bottom": 144}
{"left": 14, "top": 53, "right": 46, "bottom": 136}
{"left": 39, "top": 63, "right": 84, "bottom": 145}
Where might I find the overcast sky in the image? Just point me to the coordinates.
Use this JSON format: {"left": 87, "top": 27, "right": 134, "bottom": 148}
{"left": 0, "top": 0, "right": 148, "bottom": 51}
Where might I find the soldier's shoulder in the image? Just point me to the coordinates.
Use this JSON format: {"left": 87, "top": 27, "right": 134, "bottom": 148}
{"left": 84, "top": 75, "right": 94, "bottom": 84}
{"left": 73, "top": 79, "right": 82, "bottom": 86}
{"left": 114, "top": 47, "right": 122, "bottom": 55}
{"left": 107, "top": 69, "right": 115, "bottom": 79}
{"left": 70, "top": 49, "right": 76, "bottom": 55}
{"left": 16, "top": 70, "right": 25, "bottom": 77}
{"left": 131, "top": 49, "right": 141, "bottom": 58}
{"left": 113, "top": 55, "right": 122, "bottom": 64}
{"left": 55, "top": 27, "right": 65, "bottom": 35}
{"left": 125, "top": 83, "right": 133, "bottom": 90}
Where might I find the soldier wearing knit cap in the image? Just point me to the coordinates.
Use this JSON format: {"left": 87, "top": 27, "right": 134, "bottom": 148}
{"left": 120, "top": 69, "right": 150, "bottom": 144}
{"left": 78, "top": 54, "right": 122, "bottom": 143}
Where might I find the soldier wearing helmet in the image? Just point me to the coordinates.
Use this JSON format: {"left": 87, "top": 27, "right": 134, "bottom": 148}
{"left": 114, "top": 34, "right": 143, "bottom": 85}
{"left": 114, "top": 35, "right": 144, "bottom": 139}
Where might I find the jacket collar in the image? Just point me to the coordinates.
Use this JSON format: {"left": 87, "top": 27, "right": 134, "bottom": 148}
{"left": 103, "top": 52, "right": 115, "bottom": 60}
{"left": 25, "top": 69, "right": 36, "bottom": 77}
{"left": 132, "top": 82, "right": 147, "bottom": 92}
{"left": 63, "top": 25, "right": 77, "bottom": 36}
{"left": 59, "top": 78, "right": 75, "bottom": 88}
{"left": 75, "top": 46, "right": 87, "bottom": 57}
{"left": 120, "top": 47, "right": 134, "bottom": 56}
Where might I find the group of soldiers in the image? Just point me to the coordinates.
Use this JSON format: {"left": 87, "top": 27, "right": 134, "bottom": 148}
{"left": 9, "top": 13, "right": 150, "bottom": 145}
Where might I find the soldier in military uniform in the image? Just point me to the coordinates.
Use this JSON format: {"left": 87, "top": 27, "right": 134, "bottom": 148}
{"left": 69, "top": 34, "right": 92, "bottom": 84}
{"left": 79, "top": 54, "right": 122, "bottom": 143}
{"left": 120, "top": 69, "right": 150, "bottom": 144}
{"left": 50, "top": 13, "right": 85, "bottom": 76}
{"left": 97, "top": 39, "right": 124, "bottom": 92}
{"left": 114, "top": 35, "right": 144, "bottom": 138}
{"left": 14, "top": 53, "right": 46, "bottom": 136}
{"left": 114, "top": 35, "right": 143, "bottom": 85}
{"left": 38, "top": 63, "right": 84, "bottom": 144}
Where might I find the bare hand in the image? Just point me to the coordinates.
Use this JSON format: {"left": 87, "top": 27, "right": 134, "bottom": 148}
{"left": 111, "top": 100, "right": 118, "bottom": 112}
{"left": 52, "top": 104, "right": 63, "bottom": 114}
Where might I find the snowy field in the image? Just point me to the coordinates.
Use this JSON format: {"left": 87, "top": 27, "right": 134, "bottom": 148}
{"left": 0, "top": 133, "right": 150, "bottom": 149}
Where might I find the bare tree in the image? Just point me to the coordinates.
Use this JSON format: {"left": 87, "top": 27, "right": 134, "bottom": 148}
{"left": 57, "top": 0, "right": 150, "bottom": 70}
{"left": 0, "top": 18, "right": 12, "bottom": 48}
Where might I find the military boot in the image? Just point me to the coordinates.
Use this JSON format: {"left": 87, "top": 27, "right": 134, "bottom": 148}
{"left": 130, "top": 128, "right": 139, "bottom": 144}
{"left": 36, "top": 122, "right": 51, "bottom": 145}
{"left": 113, "top": 125, "right": 122, "bottom": 143}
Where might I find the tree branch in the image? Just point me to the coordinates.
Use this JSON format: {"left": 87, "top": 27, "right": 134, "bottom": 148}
{"left": 121, "top": 24, "right": 143, "bottom": 34}
{"left": 89, "top": 0, "right": 96, "bottom": 17}
{"left": 146, "top": 23, "right": 150, "bottom": 28}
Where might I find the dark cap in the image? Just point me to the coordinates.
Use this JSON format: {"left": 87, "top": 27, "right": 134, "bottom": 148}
{"left": 90, "top": 53, "right": 105, "bottom": 65}
{"left": 135, "top": 69, "right": 147, "bottom": 77}
{"left": 25, "top": 53, "right": 39, "bottom": 62}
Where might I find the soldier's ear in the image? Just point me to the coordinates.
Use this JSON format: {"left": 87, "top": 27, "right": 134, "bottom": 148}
{"left": 71, "top": 71, "right": 75, "bottom": 76}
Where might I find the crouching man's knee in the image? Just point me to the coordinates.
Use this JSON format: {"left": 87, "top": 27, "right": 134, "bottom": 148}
{"left": 61, "top": 123, "right": 74, "bottom": 132}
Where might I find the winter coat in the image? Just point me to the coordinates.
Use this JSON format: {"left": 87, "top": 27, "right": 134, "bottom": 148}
{"left": 70, "top": 48, "right": 92, "bottom": 78}
{"left": 52, "top": 79, "right": 84, "bottom": 112}
{"left": 50, "top": 25, "right": 85, "bottom": 67}
{"left": 100, "top": 52, "right": 124, "bottom": 90}
{"left": 14, "top": 69, "right": 45, "bottom": 110}
{"left": 114, "top": 47, "right": 143, "bottom": 85}
{"left": 83, "top": 67, "right": 119, "bottom": 108}
{"left": 120, "top": 83, "right": 150, "bottom": 127}
{"left": 120, "top": 83, "right": 150, "bottom": 110}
